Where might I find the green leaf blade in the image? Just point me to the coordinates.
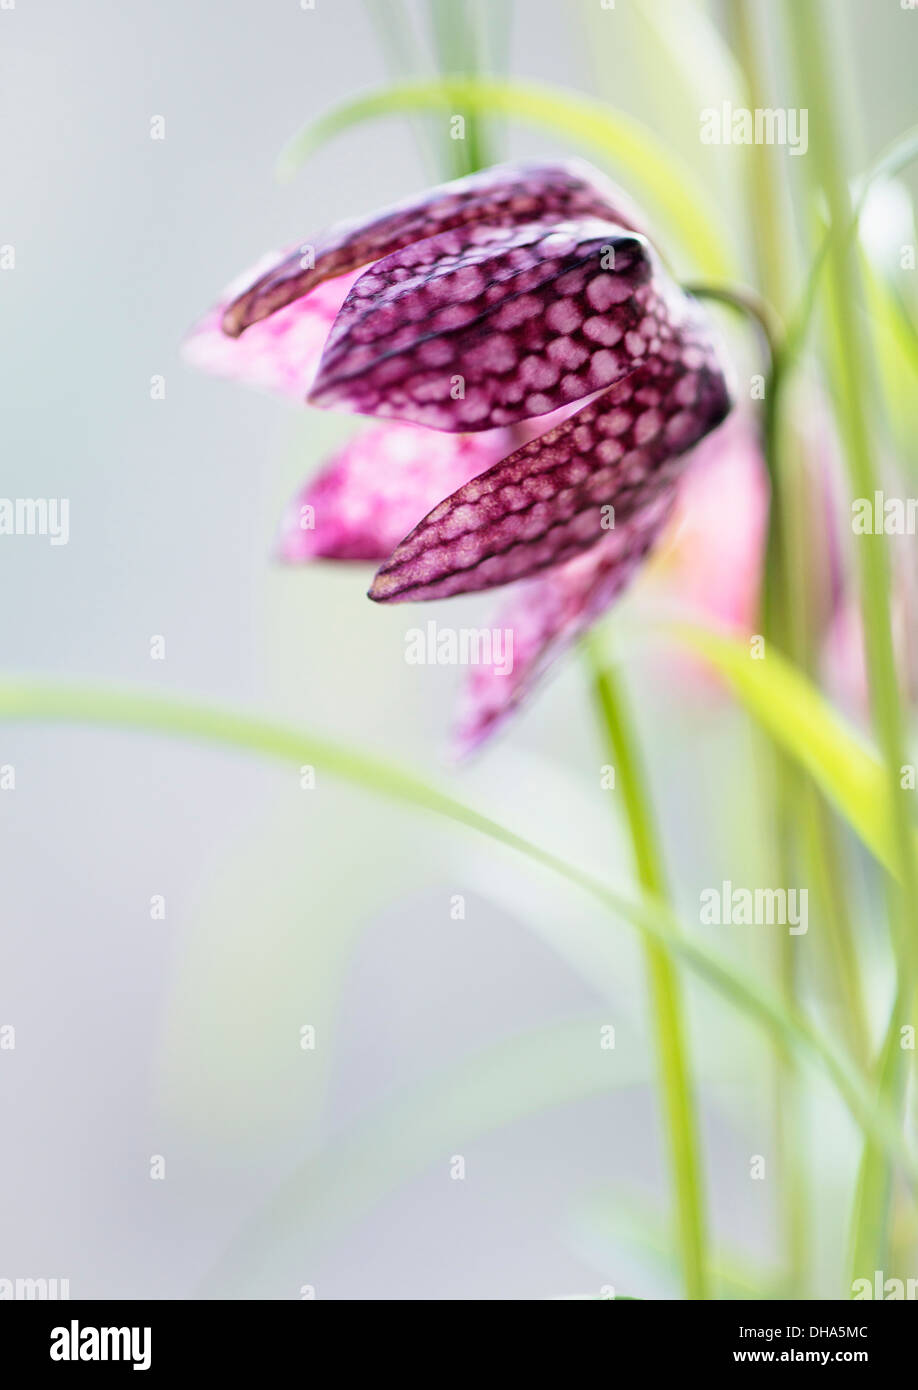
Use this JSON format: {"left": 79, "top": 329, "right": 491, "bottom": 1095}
{"left": 673, "top": 625, "right": 907, "bottom": 877}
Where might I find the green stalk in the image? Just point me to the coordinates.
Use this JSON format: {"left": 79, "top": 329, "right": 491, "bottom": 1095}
{"left": 849, "top": 990, "right": 910, "bottom": 1277}
{"left": 729, "top": 0, "right": 876, "bottom": 1293}
{"left": 427, "top": 0, "right": 488, "bottom": 176}
{"left": 687, "top": 281, "right": 804, "bottom": 1295}
{"left": 729, "top": 0, "right": 821, "bottom": 1298}
{"left": 584, "top": 635, "right": 709, "bottom": 1300}
{"left": 785, "top": 0, "right": 918, "bottom": 1287}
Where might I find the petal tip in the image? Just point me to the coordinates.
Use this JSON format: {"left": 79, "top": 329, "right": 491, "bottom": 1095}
{"left": 220, "top": 305, "right": 245, "bottom": 339}
{"left": 367, "top": 571, "right": 396, "bottom": 603}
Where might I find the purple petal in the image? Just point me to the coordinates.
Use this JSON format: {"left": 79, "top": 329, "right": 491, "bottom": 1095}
{"left": 455, "top": 488, "right": 677, "bottom": 753}
{"left": 221, "top": 160, "right": 644, "bottom": 337}
{"left": 183, "top": 259, "right": 359, "bottom": 400}
{"left": 369, "top": 296, "right": 732, "bottom": 602}
{"left": 308, "top": 219, "right": 654, "bottom": 431}
{"left": 277, "top": 424, "right": 509, "bottom": 562}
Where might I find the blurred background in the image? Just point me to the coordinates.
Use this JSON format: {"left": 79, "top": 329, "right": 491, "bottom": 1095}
{"left": 1, "top": 0, "right": 916, "bottom": 1299}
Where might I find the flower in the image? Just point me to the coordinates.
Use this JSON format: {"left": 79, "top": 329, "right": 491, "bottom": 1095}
{"left": 186, "top": 160, "right": 735, "bottom": 746}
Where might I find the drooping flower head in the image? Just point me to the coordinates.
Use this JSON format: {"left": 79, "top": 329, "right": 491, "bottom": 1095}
{"left": 186, "top": 161, "right": 735, "bottom": 746}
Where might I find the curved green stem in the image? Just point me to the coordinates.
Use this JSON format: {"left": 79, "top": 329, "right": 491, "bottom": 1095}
{"left": 584, "top": 637, "right": 709, "bottom": 1300}
{"left": 682, "top": 281, "right": 784, "bottom": 369}
{"left": 679, "top": 278, "right": 788, "bottom": 641}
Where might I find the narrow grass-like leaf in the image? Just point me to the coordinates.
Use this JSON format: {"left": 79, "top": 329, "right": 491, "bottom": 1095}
{"left": 855, "top": 124, "right": 918, "bottom": 202}
{"left": 785, "top": 122, "right": 918, "bottom": 365}
{"left": 673, "top": 625, "right": 913, "bottom": 876}
{"left": 0, "top": 678, "right": 912, "bottom": 1200}
{"left": 863, "top": 261, "right": 918, "bottom": 466}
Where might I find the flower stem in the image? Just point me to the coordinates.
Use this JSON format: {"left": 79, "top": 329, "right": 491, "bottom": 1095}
{"left": 584, "top": 635, "right": 709, "bottom": 1300}
{"left": 427, "top": 0, "right": 489, "bottom": 176}
{"left": 682, "top": 282, "right": 783, "bottom": 367}
{"left": 687, "top": 266, "right": 810, "bottom": 1292}
{"left": 785, "top": 0, "right": 918, "bottom": 1286}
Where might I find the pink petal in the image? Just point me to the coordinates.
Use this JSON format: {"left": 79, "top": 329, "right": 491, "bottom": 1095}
{"left": 277, "top": 424, "right": 509, "bottom": 563}
{"left": 222, "top": 160, "right": 645, "bottom": 337}
{"left": 182, "top": 257, "right": 359, "bottom": 401}
{"left": 649, "top": 409, "right": 769, "bottom": 632}
{"left": 308, "top": 219, "right": 653, "bottom": 432}
{"left": 455, "top": 487, "right": 678, "bottom": 753}
{"left": 369, "top": 294, "right": 731, "bottom": 602}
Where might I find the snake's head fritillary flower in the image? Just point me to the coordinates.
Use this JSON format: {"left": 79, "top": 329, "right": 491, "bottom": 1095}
{"left": 186, "top": 160, "right": 735, "bottom": 746}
